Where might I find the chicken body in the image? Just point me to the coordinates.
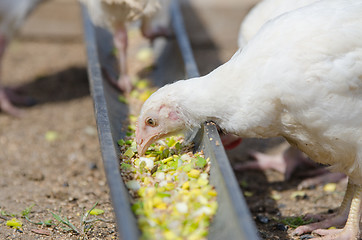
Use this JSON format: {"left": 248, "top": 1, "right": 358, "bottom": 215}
{"left": 238, "top": 0, "right": 319, "bottom": 48}
{"left": 136, "top": 0, "right": 362, "bottom": 238}
{"left": 236, "top": 0, "right": 347, "bottom": 187}
{"left": 81, "top": 0, "right": 168, "bottom": 93}
{"left": 0, "top": 0, "right": 44, "bottom": 116}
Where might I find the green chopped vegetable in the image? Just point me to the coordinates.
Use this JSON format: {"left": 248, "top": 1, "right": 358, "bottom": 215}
{"left": 6, "top": 218, "right": 22, "bottom": 229}
{"left": 89, "top": 208, "right": 104, "bottom": 216}
{"left": 45, "top": 131, "right": 58, "bottom": 142}
{"left": 239, "top": 180, "right": 248, "bottom": 188}
{"left": 118, "top": 139, "right": 126, "bottom": 146}
{"left": 118, "top": 95, "right": 128, "bottom": 104}
{"left": 166, "top": 137, "right": 176, "bottom": 147}
{"left": 195, "top": 156, "right": 207, "bottom": 168}
{"left": 120, "top": 162, "right": 132, "bottom": 170}
{"left": 135, "top": 79, "right": 150, "bottom": 89}
{"left": 126, "top": 132, "right": 133, "bottom": 137}
{"left": 128, "top": 124, "right": 136, "bottom": 132}
{"left": 175, "top": 142, "right": 182, "bottom": 151}
{"left": 182, "top": 163, "right": 193, "bottom": 172}
{"left": 124, "top": 148, "right": 135, "bottom": 158}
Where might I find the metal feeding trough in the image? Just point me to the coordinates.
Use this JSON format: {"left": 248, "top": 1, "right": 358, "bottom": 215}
{"left": 81, "top": 1, "right": 259, "bottom": 239}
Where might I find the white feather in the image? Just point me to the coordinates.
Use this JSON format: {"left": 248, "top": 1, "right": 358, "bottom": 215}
{"left": 238, "top": 0, "right": 321, "bottom": 48}
{"left": 0, "top": 0, "right": 44, "bottom": 40}
{"left": 80, "top": 0, "right": 161, "bottom": 33}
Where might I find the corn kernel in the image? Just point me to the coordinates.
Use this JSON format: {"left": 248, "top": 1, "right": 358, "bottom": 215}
{"left": 182, "top": 181, "right": 190, "bottom": 190}
{"left": 188, "top": 169, "right": 201, "bottom": 178}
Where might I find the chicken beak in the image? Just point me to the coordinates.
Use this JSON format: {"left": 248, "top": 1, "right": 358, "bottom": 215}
{"left": 135, "top": 121, "right": 168, "bottom": 156}
{"left": 136, "top": 128, "right": 166, "bottom": 156}
{"left": 136, "top": 137, "right": 146, "bottom": 156}
{"left": 135, "top": 125, "right": 153, "bottom": 156}
{"left": 136, "top": 135, "right": 155, "bottom": 156}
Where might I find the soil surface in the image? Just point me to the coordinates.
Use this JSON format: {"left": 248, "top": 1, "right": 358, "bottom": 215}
{"left": 0, "top": 0, "right": 350, "bottom": 240}
{"left": 0, "top": 1, "right": 116, "bottom": 239}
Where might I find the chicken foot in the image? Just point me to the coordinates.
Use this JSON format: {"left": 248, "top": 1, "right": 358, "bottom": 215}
{"left": 312, "top": 183, "right": 361, "bottom": 239}
{"left": 293, "top": 181, "right": 361, "bottom": 240}
{"left": 234, "top": 142, "right": 314, "bottom": 180}
{"left": 234, "top": 141, "right": 347, "bottom": 187}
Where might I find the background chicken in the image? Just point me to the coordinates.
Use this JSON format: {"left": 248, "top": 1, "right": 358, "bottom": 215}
{"left": 135, "top": 0, "right": 362, "bottom": 239}
{"left": 80, "top": 0, "right": 170, "bottom": 93}
{"left": 0, "top": 0, "right": 45, "bottom": 117}
{"left": 233, "top": 0, "right": 347, "bottom": 188}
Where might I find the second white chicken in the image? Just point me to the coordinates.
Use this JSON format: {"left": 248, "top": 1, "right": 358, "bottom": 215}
{"left": 81, "top": 0, "right": 170, "bottom": 93}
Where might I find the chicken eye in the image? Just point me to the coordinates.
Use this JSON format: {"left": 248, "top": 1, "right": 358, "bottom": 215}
{"left": 146, "top": 117, "right": 156, "bottom": 127}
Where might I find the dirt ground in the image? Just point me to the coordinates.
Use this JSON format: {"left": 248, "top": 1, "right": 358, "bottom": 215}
{"left": 0, "top": 1, "right": 116, "bottom": 239}
{"left": 0, "top": 0, "right": 351, "bottom": 240}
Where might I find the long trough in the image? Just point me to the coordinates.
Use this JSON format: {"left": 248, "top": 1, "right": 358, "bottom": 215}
{"left": 81, "top": 1, "right": 259, "bottom": 239}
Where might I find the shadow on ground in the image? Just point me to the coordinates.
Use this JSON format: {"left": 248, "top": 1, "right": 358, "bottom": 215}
{"left": 18, "top": 66, "right": 89, "bottom": 105}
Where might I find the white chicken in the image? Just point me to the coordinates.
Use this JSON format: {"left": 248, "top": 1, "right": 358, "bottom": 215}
{"left": 135, "top": 0, "right": 362, "bottom": 239}
{"left": 81, "top": 0, "right": 170, "bottom": 93}
{"left": 0, "top": 0, "right": 45, "bottom": 117}
{"left": 234, "top": 0, "right": 347, "bottom": 188}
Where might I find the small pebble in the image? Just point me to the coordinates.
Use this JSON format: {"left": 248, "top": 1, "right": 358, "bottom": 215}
{"left": 295, "top": 194, "right": 309, "bottom": 200}
{"left": 300, "top": 234, "right": 314, "bottom": 240}
{"left": 258, "top": 231, "right": 267, "bottom": 238}
{"left": 31, "top": 228, "right": 51, "bottom": 236}
{"left": 89, "top": 162, "right": 98, "bottom": 170}
{"left": 84, "top": 126, "right": 97, "bottom": 136}
{"left": 306, "top": 185, "right": 316, "bottom": 190}
{"left": 278, "top": 203, "right": 286, "bottom": 209}
{"left": 256, "top": 206, "right": 266, "bottom": 213}
{"left": 256, "top": 215, "right": 269, "bottom": 224}
{"left": 275, "top": 223, "right": 288, "bottom": 231}
{"left": 269, "top": 208, "right": 279, "bottom": 214}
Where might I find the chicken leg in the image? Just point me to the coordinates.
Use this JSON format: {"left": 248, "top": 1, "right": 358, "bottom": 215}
{"left": 0, "top": 34, "right": 37, "bottom": 117}
{"left": 234, "top": 142, "right": 314, "bottom": 180}
{"left": 140, "top": 15, "right": 172, "bottom": 41}
{"left": 109, "top": 20, "right": 171, "bottom": 93}
{"left": 0, "top": 35, "right": 22, "bottom": 117}
{"left": 312, "top": 184, "right": 361, "bottom": 240}
{"left": 112, "top": 24, "right": 133, "bottom": 93}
